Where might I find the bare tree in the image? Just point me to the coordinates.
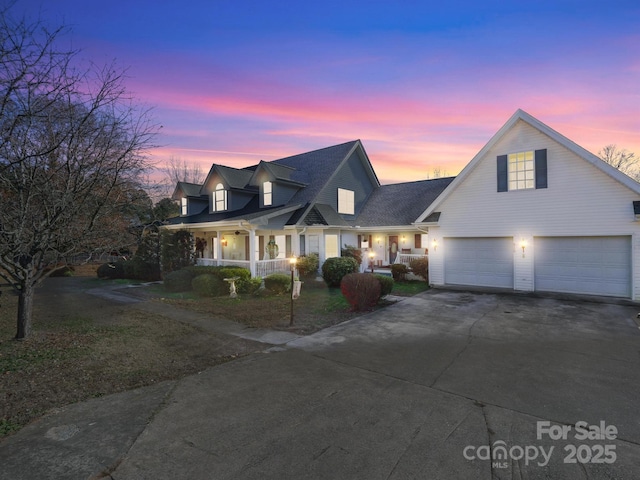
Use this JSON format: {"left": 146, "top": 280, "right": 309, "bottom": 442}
{"left": 599, "top": 144, "right": 639, "bottom": 180}
{"left": 0, "top": 8, "right": 157, "bottom": 339}
{"left": 165, "top": 156, "right": 204, "bottom": 185}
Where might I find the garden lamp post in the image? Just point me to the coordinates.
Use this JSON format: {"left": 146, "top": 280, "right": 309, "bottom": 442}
{"left": 289, "top": 256, "right": 297, "bottom": 326}
{"left": 369, "top": 251, "right": 375, "bottom": 273}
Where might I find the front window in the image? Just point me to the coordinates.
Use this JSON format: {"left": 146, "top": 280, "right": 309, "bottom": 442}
{"left": 338, "top": 188, "right": 355, "bottom": 214}
{"left": 508, "top": 151, "right": 534, "bottom": 190}
{"left": 263, "top": 181, "right": 272, "bottom": 206}
{"left": 214, "top": 183, "right": 227, "bottom": 211}
{"left": 181, "top": 197, "right": 187, "bottom": 215}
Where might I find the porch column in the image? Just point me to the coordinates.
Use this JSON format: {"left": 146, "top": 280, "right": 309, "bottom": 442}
{"left": 248, "top": 228, "right": 257, "bottom": 277}
{"left": 216, "top": 229, "right": 223, "bottom": 265}
{"left": 292, "top": 230, "right": 300, "bottom": 257}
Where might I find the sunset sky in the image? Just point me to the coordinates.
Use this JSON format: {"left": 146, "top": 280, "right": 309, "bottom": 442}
{"left": 18, "top": 0, "right": 640, "bottom": 184}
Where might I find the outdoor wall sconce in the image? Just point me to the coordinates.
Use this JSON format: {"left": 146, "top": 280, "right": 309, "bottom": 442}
{"left": 369, "top": 251, "right": 375, "bottom": 273}
{"left": 520, "top": 239, "right": 527, "bottom": 258}
{"left": 221, "top": 237, "right": 228, "bottom": 247}
{"left": 432, "top": 239, "right": 438, "bottom": 252}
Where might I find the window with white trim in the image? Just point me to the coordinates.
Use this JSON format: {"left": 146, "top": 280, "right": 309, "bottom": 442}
{"left": 181, "top": 197, "right": 188, "bottom": 215}
{"left": 338, "top": 188, "right": 355, "bottom": 214}
{"left": 263, "top": 181, "right": 272, "bottom": 206}
{"left": 213, "top": 183, "right": 227, "bottom": 211}
{"left": 508, "top": 151, "right": 534, "bottom": 190}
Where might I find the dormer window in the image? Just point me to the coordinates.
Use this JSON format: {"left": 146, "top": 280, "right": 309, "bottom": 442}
{"left": 181, "top": 197, "right": 188, "bottom": 216}
{"left": 338, "top": 188, "right": 355, "bottom": 214}
{"left": 263, "top": 181, "right": 272, "bottom": 206}
{"left": 213, "top": 183, "right": 227, "bottom": 211}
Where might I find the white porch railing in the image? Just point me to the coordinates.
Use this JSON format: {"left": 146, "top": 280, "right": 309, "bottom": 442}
{"left": 396, "top": 253, "right": 428, "bottom": 266}
{"left": 196, "top": 258, "right": 250, "bottom": 268}
{"left": 196, "top": 257, "right": 292, "bottom": 278}
{"left": 256, "top": 258, "right": 292, "bottom": 278}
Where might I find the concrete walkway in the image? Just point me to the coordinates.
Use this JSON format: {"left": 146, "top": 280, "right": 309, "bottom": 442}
{"left": 2, "top": 289, "right": 640, "bottom": 479}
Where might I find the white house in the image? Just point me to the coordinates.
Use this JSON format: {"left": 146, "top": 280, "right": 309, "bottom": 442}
{"left": 416, "top": 109, "right": 640, "bottom": 300}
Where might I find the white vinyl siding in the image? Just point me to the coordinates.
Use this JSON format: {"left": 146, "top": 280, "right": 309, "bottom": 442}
{"left": 444, "top": 238, "right": 514, "bottom": 288}
{"left": 338, "top": 188, "right": 355, "bottom": 215}
{"left": 534, "top": 236, "right": 631, "bottom": 297}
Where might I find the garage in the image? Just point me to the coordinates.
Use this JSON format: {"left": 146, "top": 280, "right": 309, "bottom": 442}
{"left": 444, "top": 237, "right": 514, "bottom": 288}
{"left": 534, "top": 236, "right": 631, "bottom": 297}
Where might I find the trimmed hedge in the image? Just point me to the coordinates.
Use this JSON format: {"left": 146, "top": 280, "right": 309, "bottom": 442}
{"left": 391, "top": 264, "right": 408, "bottom": 281}
{"left": 340, "top": 273, "right": 381, "bottom": 311}
{"left": 321, "top": 256, "right": 359, "bottom": 287}
{"left": 264, "top": 273, "right": 291, "bottom": 295}
{"left": 163, "top": 269, "right": 194, "bottom": 292}
{"left": 192, "top": 274, "right": 226, "bottom": 297}
{"left": 375, "top": 274, "right": 394, "bottom": 297}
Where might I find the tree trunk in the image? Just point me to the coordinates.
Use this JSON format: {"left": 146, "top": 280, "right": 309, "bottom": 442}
{"left": 16, "top": 283, "right": 34, "bottom": 340}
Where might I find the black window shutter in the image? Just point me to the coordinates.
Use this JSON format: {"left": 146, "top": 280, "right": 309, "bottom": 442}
{"left": 535, "top": 149, "right": 548, "bottom": 189}
{"left": 497, "top": 155, "right": 508, "bottom": 192}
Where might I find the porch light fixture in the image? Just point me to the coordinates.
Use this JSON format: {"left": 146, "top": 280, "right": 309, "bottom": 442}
{"left": 368, "top": 251, "right": 375, "bottom": 273}
{"left": 520, "top": 239, "right": 527, "bottom": 258}
{"left": 221, "top": 237, "right": 228, "bottom": 247}
{"left": 432, "top": 239, "right": 438, "bottom": 252}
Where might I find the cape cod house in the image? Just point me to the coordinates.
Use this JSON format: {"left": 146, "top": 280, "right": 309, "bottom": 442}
{"left": 166, "top": 140, "right": 447, "bottom": 278}
{"left": 166, "top": 109, "right": 640, "bottom": 300}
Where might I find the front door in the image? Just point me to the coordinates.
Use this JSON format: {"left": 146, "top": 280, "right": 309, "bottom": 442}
{"left": 388, "top": 235, "right": 398, "bottom": 264}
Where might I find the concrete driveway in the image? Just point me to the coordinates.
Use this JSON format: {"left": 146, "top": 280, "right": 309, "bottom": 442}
{"left": 3, "top": 290, "right": 640, "bottom": 479}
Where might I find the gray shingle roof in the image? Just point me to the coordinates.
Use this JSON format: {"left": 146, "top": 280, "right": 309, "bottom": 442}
{"left": 214, "top": 165, "right": 255, "bottom": 190}
{"left": 176, "top": 182, "right": 203, "bottom": 197}
{"left": 355, "top": 177, "right": 454, "bottom": 227}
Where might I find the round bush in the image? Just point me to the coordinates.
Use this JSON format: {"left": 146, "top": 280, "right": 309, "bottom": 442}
{"left": 191, "top": 274, "right": 226, "bottom": 297}
{"left": 409, "top": 257, "right": 429, "bottom": 282}
{"left": 264, "top": 273, "right": 291, "bottom": 295}
{"left": 321, "top": 257, "right": 359, "bottom": 287}
{"left": 375, "top": 274, "right": 394, "bottom": 297}
{"left": 340, "top": 273, "right": 381, "bottom": 311}
{"left": 163, "top": 269, "right": 194, "bottom": 292}
{"left": 391, "top": 264, "right": 408, "bottom": 281}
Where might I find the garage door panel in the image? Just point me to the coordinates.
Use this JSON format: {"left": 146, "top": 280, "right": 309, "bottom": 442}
{"left": 445, "top": 238, "right": 514, "bottom": 289}
{"left": 534, "top": 236, "right": 630, "bottom": 298}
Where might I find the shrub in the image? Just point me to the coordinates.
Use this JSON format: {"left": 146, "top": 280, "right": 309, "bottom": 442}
{"left": 410, "top": 257, "right": 429, "bottom": 282}
{"left": 264, "top": 273, "right": 291, "bottom": 295}
{"left": 161, "top": 229, "right": 196, "bottom": 273}
{"left": 163, "top": 269, "right": 194, "bottom": 292}
{"left": 240, "top": 277, "right": 263, "bottom": 294}
{"left": 97, "top": 261, "right": 126, "bottom": 279}
{"left": 191, "top": 274, "right": 226, "bottom": 297}
{"left": 391, "top": 264, "right": 408, "bottom": 281}
{"left": 321, "top": 256, "right": 359, "bottom": 287}
{"left": 340, "top": 273, "right": 381, "bottom": 311}
{"left": 341, "top": 245, "right": 363, "bottom": 265}
{"left": 375, "top": 274, "right": 394, "bottom": 297}
{"left": 131, "top": 259, "right": 161, "bottom": 281}
{"left": 47, "top": 264, "right": 74, "bottom": 277}
{"left": 297, "top": 253, "right": 319, "bottom": 279}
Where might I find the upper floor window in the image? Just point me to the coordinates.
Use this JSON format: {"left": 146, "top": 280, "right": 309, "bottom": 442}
{"left": 214, "top": 183, "right": 227, "bottom": 211}
{"left": 338, "top": 188, "right": 355, "bottom": 214}
{"left": 263, "top": 181, "right": 272, "bottom": 206}
{"left": 181, "top": 197, "right": 188, "bottom": 216}
{"left": 497, "top": 149, "right": 547, "bottom": 192}
{"left": 508, "top": 151, "right": 534, "bottom": 190}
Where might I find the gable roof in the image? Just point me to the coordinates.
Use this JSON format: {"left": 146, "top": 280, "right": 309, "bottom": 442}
{"left": 202, "top": 164, "right": 255, "bottom": 192}
{"left": 172, "top": 181, "right": 203, "bottom": 200}
{"left": 416, "top": 109, "right": 640, "bottom": 223}
{"left": 356, "top": 177, "right": 454, "bottom": 227}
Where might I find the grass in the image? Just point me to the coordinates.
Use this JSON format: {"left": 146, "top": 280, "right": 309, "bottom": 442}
{"left": 0, "top": 272, "right": 430, "bottom": 439}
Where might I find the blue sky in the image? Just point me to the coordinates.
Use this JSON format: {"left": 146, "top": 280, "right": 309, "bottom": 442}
{"left": 16, "top": 0, "right": 640, "bottom": 183}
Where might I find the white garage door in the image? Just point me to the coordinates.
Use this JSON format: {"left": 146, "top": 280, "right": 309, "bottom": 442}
{"left": 534, "top": 236, "right": 631, "bottom": 297}
{"left": 445, "top": 238, "right": 514, "bottom": 288}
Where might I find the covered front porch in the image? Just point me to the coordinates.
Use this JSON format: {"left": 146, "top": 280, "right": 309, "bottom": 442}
{"left": 346, "top": 230, "right": 430, "bottom": 270}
